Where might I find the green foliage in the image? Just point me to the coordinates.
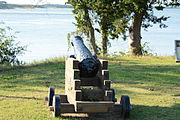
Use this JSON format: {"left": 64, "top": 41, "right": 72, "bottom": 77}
{"left": 68, "top": 0, "right": 91, "bottom": 36}
{"left": 125, "top": 0, "right": 180, "bottom": 30}
{"left": 68, "top": 0, "right": 130, "bottom": 55}
{"left": 0, "top": 24, "right": 26, "bottom": 65}
{"left": 123, "top": 0, "right": 180, "bottom": 56}
{"left": 141, "top": 42, "right": 156, "bottom": 56}
{"left": 91, "top": 0, "right": 129, "bottom": 39}
{"left": 168, "top": 0, "right": 180, "bottom": 6}
{"left": 101, "top": 50, "right": 127, "bottom": 57}
{"left": 111, "top": 51, "right": 127, "bottom": 57}
{"left": 68, "top": 0, "right": 99, "bottom": 55}
{"left": 67, "top": 32, "right": 71, "bottom": 51}
{"left": 69, "top": 0, "right": 180, "bottom": 56}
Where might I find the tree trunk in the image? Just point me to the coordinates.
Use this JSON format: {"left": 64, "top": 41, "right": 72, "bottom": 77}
{"left": 101, "top": 27, "right": 108, "bottom": 56}
{"left": 84, "top": 9, "right": 98, "bottom": 56}
{"left": 129, "top": 13, "right": 143, "bottom": 56}
{"left": 87, "top": 27, "right": 98, "bottom": 55}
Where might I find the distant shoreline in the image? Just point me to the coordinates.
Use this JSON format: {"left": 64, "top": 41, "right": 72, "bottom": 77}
{"left": 1, "top": 3, "right": 179, "bottom": 10}
{"left": 0, "top": 3, "right": 72, "bottom": 9}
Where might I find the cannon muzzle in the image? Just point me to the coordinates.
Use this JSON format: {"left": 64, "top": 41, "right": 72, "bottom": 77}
{"left": 71, "top": 36, "right": 100, "bottom": 77}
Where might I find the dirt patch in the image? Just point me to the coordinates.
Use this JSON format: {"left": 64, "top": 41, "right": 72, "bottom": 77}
{"left": 61, "top": 113, "right": 124, "bottom": 120}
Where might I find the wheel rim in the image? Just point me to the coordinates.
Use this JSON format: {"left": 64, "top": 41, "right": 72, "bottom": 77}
{"left": 53, "top": 95, "right": 61, "bottom": 117}
{"left": 110, "top": 88, "right": 116, "bottom": 102}
{"left": 48, "top": 87, "right": 55, "bottom": 106}
{"left": 120, "top": 95, "right": 131, "bottom": 118}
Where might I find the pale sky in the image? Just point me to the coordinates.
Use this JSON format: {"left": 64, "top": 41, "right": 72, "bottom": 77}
{"left": 3, "top": 0, "right": 68, "bottom": 5}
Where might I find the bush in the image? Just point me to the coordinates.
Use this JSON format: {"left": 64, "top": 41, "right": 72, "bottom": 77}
{"left": 0, "top": 23, "right": 26, "bottom": 65}
{"left": 141, "top": 42, "right": 156, "bottom": 56}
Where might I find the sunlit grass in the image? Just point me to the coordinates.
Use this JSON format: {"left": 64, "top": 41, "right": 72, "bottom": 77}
{"left": 0, "top": 56, "right": 179, "bottom": 120}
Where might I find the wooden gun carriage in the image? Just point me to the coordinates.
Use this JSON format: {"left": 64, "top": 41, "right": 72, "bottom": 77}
{"left": 46, "top": 58, "right": 131, "bottom": 118}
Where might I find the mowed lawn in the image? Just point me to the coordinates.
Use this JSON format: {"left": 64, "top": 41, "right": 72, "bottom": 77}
{"left": 0, "top": 56, "right": 179, "bottom": 120}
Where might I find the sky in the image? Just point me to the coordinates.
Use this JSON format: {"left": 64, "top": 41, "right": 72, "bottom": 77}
{"left": 3, "top": 0, "right": 68, "bottom": 5}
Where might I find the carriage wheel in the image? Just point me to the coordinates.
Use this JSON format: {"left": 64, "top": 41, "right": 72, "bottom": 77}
{"left": 48, "top": 87, "right": 55, "bottom": 106}
{"left": 110, "top": 88, "right": 116, "bottom": 102}
{"left": 53, "top": 95, "right": 61, "bottom": 117}
{"left": 120, "top": 95, "right": 131, "bottom": 118}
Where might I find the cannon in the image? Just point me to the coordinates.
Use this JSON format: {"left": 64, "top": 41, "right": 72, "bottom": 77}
{"left": 45, "top": 36, "right": 131, "bottom": 119}
{"left": 70, "top": 36, "right": 100, "bottom": 77}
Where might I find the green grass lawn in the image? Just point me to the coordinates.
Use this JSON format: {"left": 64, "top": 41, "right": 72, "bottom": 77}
{"left": 0, "top": 56, "right": 179, "bottom": 120}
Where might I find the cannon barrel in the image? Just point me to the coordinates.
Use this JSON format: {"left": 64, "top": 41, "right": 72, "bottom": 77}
{"left": 71, "top": 36, "right": 100, "bottom": 77}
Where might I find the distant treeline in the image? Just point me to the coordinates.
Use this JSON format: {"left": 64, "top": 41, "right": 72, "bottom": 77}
{"left": 0, "top": 2, "right": 72, "bottom": 9}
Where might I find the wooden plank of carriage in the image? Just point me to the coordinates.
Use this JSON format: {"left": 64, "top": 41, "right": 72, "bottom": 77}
{"left": 100, "top": 59, "right": 108, "bottom": 70}
{"left": 76, "top": 101, "right": 114, "bottom": 113}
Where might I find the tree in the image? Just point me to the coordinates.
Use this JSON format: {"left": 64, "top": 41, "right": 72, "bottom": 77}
{"left": 91, "top": 0, "right": 119, "bottom": 55}
{"left": 125, "top": 0, "right": 180, "bottom": 56}
{"left": 69, "top": 0, "right": 129, "bottom": 56}
{"left": 68, "top": 0, "right": 98, "bottom": 55}
{"left": 69, "top": 0, "right": 180, "bottom": 56}
{"left": 0, "top": 24, "right": 26, "bottom": 65}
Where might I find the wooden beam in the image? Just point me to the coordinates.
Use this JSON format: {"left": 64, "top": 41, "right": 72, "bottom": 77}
{"left": 102, "top": 70, "right": 109, "bottom": 80}
{"left": 73, "top": 79, "right": 81, "bottom": 90}
{"left": 76, "top": 101, "right": 114, "bottom": 113}
{"left": 50, "top": 103, "right": 75, "bottom": 113}
{"left": 59, "top": 95, "right": 68, "bottom": 103}
{"left": 100, "top": 60, "right": 108, "bottom": 70}
{"left": 75, "top": 90, "right": 82, "bottom": 101}
{"left": 113, "top": 104, "right": 122, "bottom": 113}
{"left": 65, "top": 59, "right": 80, "bottom": 93}
{"left": 61, "top": 103, "right": 75, "bottom": 113}
{"left": 104, "top": 90, "right": 113, "bottom": 101}
{"left": 72, "top": 69, "right": 80, "bottom": 79}
{"left": 80, "top": 77, "right": 101, "bottom": 86}
{"left": 81, "top": 88, "right": 105, "bottom": 101}
{"left": 66, "top": 58, "right": 79, "bottom": 69}
{"left": 104, "top": 80, "right": 111, "bottom": 90}
{"left": 66, "top": 90, "right": 82, "bottom": 104}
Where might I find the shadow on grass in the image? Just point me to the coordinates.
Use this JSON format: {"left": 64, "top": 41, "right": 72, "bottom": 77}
{"left": 107, "top": 58, "right": 140, "bottom": 65}
{"left": 110, "top": 64, "right": 180, "bottom": 88}
{"left": 15, "top": 88, "right": 47, "bottom": 93}
{"left": 1, "top": 59, "right": 179, "bottom": 120}
{"left": 129, "top": 103, "right": 180, "bottom": 120}
{"left": 53, "top": 103, "right": 179, "bottom": 120}
{"left": 0, "top": 61, "right": 65, "bottom": 73}
{"left": 1, "top": 59, "right": 179, "bottom": 90}
{"left": 0, "top": 95, "right": 42, "bottom": 100}
{"left": 0, "top": 61, "right": 65, "bottom": 89}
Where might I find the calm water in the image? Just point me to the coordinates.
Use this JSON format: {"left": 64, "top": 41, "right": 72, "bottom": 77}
{"left": 0, "top": 8, "right": 180, "bottom": 63}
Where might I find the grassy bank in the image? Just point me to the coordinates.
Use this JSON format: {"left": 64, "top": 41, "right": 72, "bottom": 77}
{"left": 0, "top": 56, "right": 179, "bottom": 120}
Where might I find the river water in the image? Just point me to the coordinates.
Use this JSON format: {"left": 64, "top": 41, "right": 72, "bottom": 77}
{"left": 0, "top": 8, "right": 179, "bottom": 63}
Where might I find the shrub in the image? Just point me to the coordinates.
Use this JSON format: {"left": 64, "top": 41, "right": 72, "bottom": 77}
{"left": 0, "top": 23, "right": 26, "bottom": 65}
{"left": 141, "top": 42, "right": 156, "bottom": 56}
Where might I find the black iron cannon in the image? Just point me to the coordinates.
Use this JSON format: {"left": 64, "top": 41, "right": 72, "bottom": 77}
{"left": 70, "top": 36, "right": 100, "bottom": 77}
{"left": 45, "top": 36, "right": 131, "bottom": 119}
